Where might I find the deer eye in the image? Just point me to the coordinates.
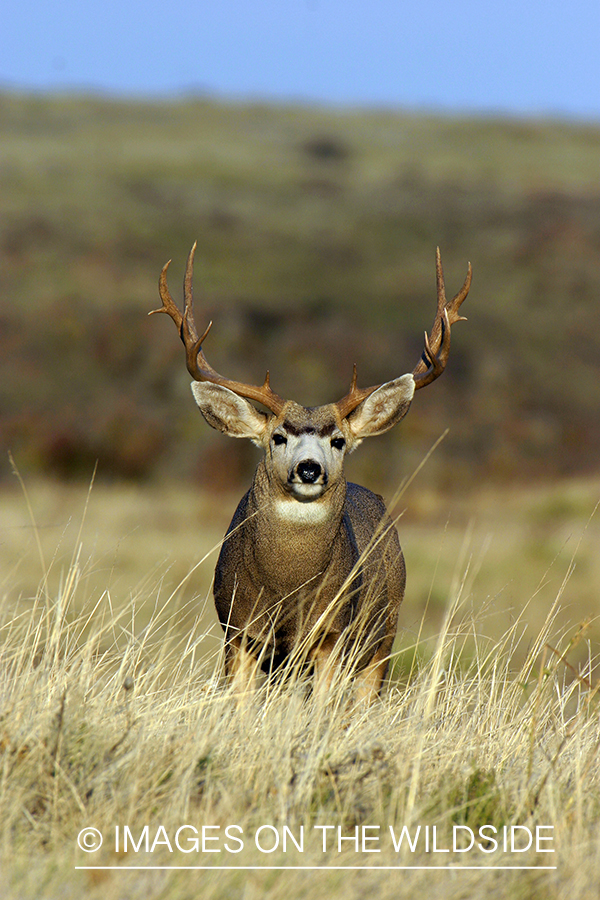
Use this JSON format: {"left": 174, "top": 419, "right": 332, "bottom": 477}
{"left": 272, "top": 433, "right": 288, "bottom": 446}
{"left": 331, "top": 437, "right": 346, "bottom": 450}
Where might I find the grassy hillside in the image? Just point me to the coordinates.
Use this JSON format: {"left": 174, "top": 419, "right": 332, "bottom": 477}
{"left": 1, "top": 483, "right": 598, "bottom": 899}
{"left": 1, "top": 92, "right": 600, "bottom": 489}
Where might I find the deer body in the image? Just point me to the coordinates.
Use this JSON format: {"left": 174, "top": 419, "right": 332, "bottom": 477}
{"left": 214, "top": 449, "right": 406, "bottom": 691}
{"left": 151, "top": 246, "right": 471, "bottom": 698}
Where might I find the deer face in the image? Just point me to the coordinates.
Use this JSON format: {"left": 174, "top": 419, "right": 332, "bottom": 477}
{"left": 267, "top": 404, "right": 348, "bottom": 502}
{"left": 190, "top": 375, "right": 416, "bottom": 502}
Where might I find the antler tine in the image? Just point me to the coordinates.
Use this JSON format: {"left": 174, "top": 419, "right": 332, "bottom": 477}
{"left": 334, "top": 363, "right": 382, "bottom": 420}
{"left": 178, "top": 242, "right": 215, "bottom": 380}
{"left": 182, "top": 241, "right": 200, "bottom": 343}
{"left": 150, "top": 259, "right": 183, "bottom": 329}
{"left": 413, "top": 248, "right": 471, "bottom": 389}
{"left": 151, "top": 244, "right": 287, "bottom": 416}
{"left": 446, "top": 257, "right": 471, "bottom": 323}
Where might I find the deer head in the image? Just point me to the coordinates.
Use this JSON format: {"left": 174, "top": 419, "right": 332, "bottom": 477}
{"left": 150, "top": 243, "right": 471, "bottom": 503}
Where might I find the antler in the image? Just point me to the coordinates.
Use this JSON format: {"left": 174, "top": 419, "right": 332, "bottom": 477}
{"left": 412, "top": 248, "right": 471, "bottom": 389}
{"left": 334, "top": 364, "right": 384, "bottom": 419}
{"left": 335, "top": 248, "right": 471, "bottom": 417}
{"left": 149, "top": 243, "right": 286, "bottom": 415}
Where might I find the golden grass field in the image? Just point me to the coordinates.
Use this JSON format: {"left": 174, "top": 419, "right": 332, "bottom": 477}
{"left": 2, "top": 91, "right": 600, "bottom": 899}
{"left": 1, "top": 469, "right": 600, "bottom": 898}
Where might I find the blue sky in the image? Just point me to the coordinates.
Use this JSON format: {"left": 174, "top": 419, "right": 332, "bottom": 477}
{"left": 3, "top": 0, "right": 600, "bottom": 120}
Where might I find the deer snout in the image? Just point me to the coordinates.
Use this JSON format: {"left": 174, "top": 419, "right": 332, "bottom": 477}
{"left": 294, "top": 460, "right": 324, "bottom": 484}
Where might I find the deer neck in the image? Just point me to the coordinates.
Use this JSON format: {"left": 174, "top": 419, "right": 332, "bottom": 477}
{"left": 246, "top": 459, "right": 348, "bottom": 588}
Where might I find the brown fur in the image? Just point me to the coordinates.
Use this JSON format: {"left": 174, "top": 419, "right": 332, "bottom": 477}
{"left": 191, "top": 391, "right": 415, "bottom": 700}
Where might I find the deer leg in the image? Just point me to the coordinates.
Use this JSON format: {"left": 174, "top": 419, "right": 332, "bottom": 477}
{"left": 225, "top": 637, "right": 258, "bottom": 702}
{"left": 310, "top": 635, "right": 341, "bottom": 701}
{"left": 353, "top": 643, "right": 391, "bottom": 703}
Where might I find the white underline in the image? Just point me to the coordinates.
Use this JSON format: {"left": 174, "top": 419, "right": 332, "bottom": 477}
{"left": 75, "top": 865, "right": 557, "bottom": 871}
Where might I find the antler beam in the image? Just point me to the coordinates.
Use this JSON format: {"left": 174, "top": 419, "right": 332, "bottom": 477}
{"left": 149, "top": 243, "right": 286, "bottom": 415}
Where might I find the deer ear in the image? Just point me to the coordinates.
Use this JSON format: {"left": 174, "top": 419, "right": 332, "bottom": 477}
{"left": 191, "top": 382, "right": 269, "bottom": 443}
{"left": 346, "top": 374, "right": 415, "bottom": 440}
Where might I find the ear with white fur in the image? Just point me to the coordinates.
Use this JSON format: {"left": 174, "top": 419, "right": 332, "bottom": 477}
{"left": 191, "top": 382, "right": 269, "bottom": 444}
{"left": 346, "top": 374, "right": 415, "bottom": 440}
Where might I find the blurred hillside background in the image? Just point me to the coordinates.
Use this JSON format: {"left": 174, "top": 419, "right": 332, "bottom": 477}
{"left": 1, "top": 91, "right": 599, "bottom": 491}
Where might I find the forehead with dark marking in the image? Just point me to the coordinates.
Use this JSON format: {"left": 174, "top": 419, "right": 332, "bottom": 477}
{"left": 282, "top": 405, "right": 339, "bottom": 437}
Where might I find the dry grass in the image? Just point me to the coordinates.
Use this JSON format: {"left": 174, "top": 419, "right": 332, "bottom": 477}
{"left": 1, "top": 475, "right": 600, "bottom": 898}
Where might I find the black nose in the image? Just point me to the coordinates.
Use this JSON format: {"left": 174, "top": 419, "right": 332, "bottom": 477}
{"left": 296, "top": 460, "right": 322, "bottom": 483}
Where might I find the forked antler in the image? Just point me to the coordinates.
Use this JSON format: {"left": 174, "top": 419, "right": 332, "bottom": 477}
{"left": 412, "top": 247, "right": 471, "bottom": 389}
{"left": 149, "top": 242, "right": 286, "bottom": 415}
{"left": 334, "top": 248, "right": 471, "bottom": 417}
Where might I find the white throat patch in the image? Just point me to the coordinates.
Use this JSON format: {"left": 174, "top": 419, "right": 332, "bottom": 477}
{"left": 273, "top": 497, "right": 332, "bottom": 524}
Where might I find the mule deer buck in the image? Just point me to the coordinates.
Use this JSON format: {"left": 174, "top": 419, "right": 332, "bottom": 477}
{"left": 151, "top": 244, "right": 471, "bottom": 700}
